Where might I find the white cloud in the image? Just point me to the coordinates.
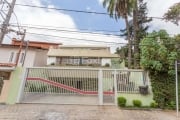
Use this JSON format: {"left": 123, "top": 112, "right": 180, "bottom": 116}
{"left": 146, "top": 0, "right": 180, "bottom": 35}
{"left": 98, "top": 0, "right": 104, "bottom": 5}
{"left": 86, "top": 6, "right": 91, "bottom": 11}
{"left": 2, "top": 0, "right": 125, "bottom": 52}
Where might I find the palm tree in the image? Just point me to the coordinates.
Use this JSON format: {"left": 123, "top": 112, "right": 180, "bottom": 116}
{"left": 103, "top": 0, "right": 134, "bottom": 68}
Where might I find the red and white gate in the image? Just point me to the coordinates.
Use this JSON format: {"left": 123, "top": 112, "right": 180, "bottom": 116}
{"left": 17, "top": 67, "right": 147, "bottom": 105}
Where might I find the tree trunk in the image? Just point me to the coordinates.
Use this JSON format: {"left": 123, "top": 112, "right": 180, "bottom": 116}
{"left": 133, "top": 0, "right": 139, "bottom": 69}
{"left": 125, "top": 15, "right": 131, "bottom": 69}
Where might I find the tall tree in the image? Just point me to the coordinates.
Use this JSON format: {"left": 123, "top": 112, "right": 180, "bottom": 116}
{"left": 164, "top": 2, "right": 180, "bottom": 25}
{"left": 132, "top": 0, "right": 139, "bottom": 68}
{"left": 103, "top": 0, "right": 134, "bottom": 68}
{"left": 133, "top": 0, "right": 152, "bottom": 68}
{"left": 120, "top": 0, "right": 152, "bottom": 68}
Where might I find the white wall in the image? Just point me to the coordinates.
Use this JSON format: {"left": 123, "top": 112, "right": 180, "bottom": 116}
{"left": 101, "top": 58, "right": 111, "bottom": 66}
{"left": 0, "top": 47, "right": 47, "bottom": 67}
{"left": 47, "top": 57, "right": 56, "bottom": 65}
{"left": 0, "top": 48, "right": 18, "bottom": 63}
{"left": 0, "top": 48, "right": 11, "bottom": 63}
{"left": 34, "top": 50, "right": 48, "bottom": 67}
{"left": 21, "top": 50, "right": 36, "bottom": 67}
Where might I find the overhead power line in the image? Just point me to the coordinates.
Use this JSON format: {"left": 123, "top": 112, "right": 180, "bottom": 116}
{"left": 7, "top": 23, "right": 178, "bottom": 37}
{"left": 26, "top": 32, "right": 125, "bottom": 44}
{"left": 0, "top": 0, "right": 16, "bottom": 44}
{"left": 15, "top": 4, "right": 108, "bottom": 15}
{"left": 8, "top": 23, "right": 121, "bottom": 33}
{"left": 10, "top": 24, "right": 121, "bottom": 37}
{"left": 26, "top": 32, "right": 180, "bottom": 46}
{"left": 15, "top": 3, "right": 164, "bottom": 20}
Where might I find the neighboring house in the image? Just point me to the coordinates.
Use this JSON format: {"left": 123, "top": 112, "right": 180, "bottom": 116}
{"left": 47, "top": 45, "right": 119, "bottom": 67}
{"left": 0, "top": 39, "right": 61, "bottom": 103}
{"left": 0, "top": 39, "right": 61, "bottom": 80}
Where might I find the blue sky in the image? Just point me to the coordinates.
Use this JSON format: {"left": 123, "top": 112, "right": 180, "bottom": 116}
{"left": 3, "top": 0, "right": 180, "bottom": 51}
{"left": 49, "top": 0, "right": 124, "bottom": 34}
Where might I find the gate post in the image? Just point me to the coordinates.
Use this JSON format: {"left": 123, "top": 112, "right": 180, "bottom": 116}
{"left": 16, "top": 68, "right": 29, "bottom": 103}
{"left": 114, "top": 70, "right": 118, "bottom": 106}
{"left": 98, "top": 69, "right": 103, "bottom": 105}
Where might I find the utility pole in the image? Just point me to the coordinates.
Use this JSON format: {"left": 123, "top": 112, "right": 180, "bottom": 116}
{"left": 15, "top": 29, "right": 26, "bottom": 66}
{"left": 0, "top": 0, "right": 16, "bottom": 44}
{"left": 175, "top": 60, "right": 179, "bottom": 117}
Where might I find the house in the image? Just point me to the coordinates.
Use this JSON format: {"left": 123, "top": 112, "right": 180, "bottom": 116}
{"left": 0, "top": 39, "right": 61, "bottom": 103}
{"left": 0, "top": 39, "right": 61, "bottom": 80}
{"left": 47, "top": 45, "right": 119, "bottom": 67}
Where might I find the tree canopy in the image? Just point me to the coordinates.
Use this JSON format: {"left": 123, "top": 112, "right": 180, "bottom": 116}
{"left": 140, "top": 30, "right": 179, "bottom": 74}
{"left": 164, "top": 2, "right": 180, "bottom": 25}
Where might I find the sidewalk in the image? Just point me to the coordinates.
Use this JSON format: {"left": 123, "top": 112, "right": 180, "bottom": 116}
{"left": 0, "top": 104, "right": 179, "bottom": 120}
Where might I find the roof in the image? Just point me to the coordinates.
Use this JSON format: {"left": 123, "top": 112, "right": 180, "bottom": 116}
{"left": 12, "top": 38, "right": 61, "bottom": 49}
{"left": 59, "top": 45, "right": 109, "bottom": 48}
{"left": 47, "top": 48, "right": 119, "bottom": 58}
{"left": 0, "top": 44, "right": 47, "bottom": 50}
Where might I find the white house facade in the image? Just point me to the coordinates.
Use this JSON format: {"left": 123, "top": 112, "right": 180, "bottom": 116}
{"left": 47, "top": 45, "right": 118, "bottom": 67}
{"left": 0, "top": 44, "right": 48, "bottom": 81}
{"left": 0, "top": 44, "right": 48, "bottom": 68}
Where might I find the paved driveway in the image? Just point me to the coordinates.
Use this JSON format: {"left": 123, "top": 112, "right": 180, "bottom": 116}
{"left": 0, "top": 104, "right": 179, "bottom": 120}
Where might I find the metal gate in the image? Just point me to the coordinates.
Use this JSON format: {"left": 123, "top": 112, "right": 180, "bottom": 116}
{"left": 17, "top": 67, "right": 147, "bottom": 105}
{"left": 17, "top": 68, "right": 116, "bottom": 105}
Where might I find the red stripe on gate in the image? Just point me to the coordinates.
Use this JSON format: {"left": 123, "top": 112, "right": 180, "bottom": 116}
{"left": 26, "top": 77, "right": 114, "bottom": 95}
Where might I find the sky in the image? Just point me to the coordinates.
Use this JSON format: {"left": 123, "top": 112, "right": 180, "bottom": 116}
{"left": 1, "top": 0, "right": 180, "bottom": 52}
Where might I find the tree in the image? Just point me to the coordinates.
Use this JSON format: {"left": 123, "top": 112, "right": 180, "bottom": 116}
{"left": 115, "top": 46, "right": 128, "bottom": 63}
{"left": 120, "top": 0, "right": 152, "bottom": 68}
{"left": 164, "top": 2, "right": 180, "bottom": 25}
{"left": 140, "top": 30, "right": 178, "bottom": 73}
{"left": 103, "top": 0, "right": 134, "bottom": 68}
{"left": 133, "top": 0, "right": 152, "bottom": 68}
{"left": 132, "top": 0, "right": 139, "bottom": 68}
{"left": 140, "top": 30, "right": 180, "bottom": 108}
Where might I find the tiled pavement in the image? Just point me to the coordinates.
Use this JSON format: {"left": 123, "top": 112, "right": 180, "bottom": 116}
{"left": 0, "top": 104, "right": 179, "bottom": 120}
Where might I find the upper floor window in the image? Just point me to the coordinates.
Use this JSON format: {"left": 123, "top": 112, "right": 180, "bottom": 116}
{"left": 9, "top": 52, "right": 14, "bottom": 62}
{"left": 20, "top": 53, "right": 25, "bottom": 63}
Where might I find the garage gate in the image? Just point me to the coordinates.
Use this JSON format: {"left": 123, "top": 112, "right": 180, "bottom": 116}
{"left": 17, "top": 67, "right": 148, "bottom": 105}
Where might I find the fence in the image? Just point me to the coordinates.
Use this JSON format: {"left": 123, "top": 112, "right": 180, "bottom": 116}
{"left": 18, "top": 67, "right": 149, "bottom": 105}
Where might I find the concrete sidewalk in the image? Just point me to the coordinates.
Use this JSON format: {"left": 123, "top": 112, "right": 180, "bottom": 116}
{"left": 0, "top": 104, "right": 179, "bottom": 120}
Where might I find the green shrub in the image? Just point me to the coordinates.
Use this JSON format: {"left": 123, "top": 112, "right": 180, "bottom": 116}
{"left": 133, "top": 100, "right": 142, "bottom": 107}
{"left": 167, "top": 101, "right": 176, "bottom": 109}
{"left": 117, "top": 97, "right": 127, "bottom": 107}
{"left": 149, "top": 71, "right": 180, "bottom": 109}
{"left": 104, "top": 63, "right": 110, "bottom": 67}
{"left": 150, "top": 101, "right": 158, "bottom": 108}
{"left": 50, "top": 62, "right": 55, "bottom": 65}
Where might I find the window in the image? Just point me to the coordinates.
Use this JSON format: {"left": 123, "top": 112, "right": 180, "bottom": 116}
{"left": 0, "top": 71, "right": 11, "bottom": 80}
{"left": 9, "top": 52, "right": 14, "bottom": 62}
{"left": 14, "top": 53, "right": 19, "bottom": 63}
{"left": 20, "top": 53, "right": 25, "bottom": 63}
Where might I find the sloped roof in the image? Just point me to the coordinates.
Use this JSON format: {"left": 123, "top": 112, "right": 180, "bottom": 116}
{"left": 47, "top": 48, "right": 119, "bottom": 58}
{"left": 59, "top": 45, "right": 109, "bottom": 48}
{"left": 12, "top": 38, "right": 61, "bottom": 49}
